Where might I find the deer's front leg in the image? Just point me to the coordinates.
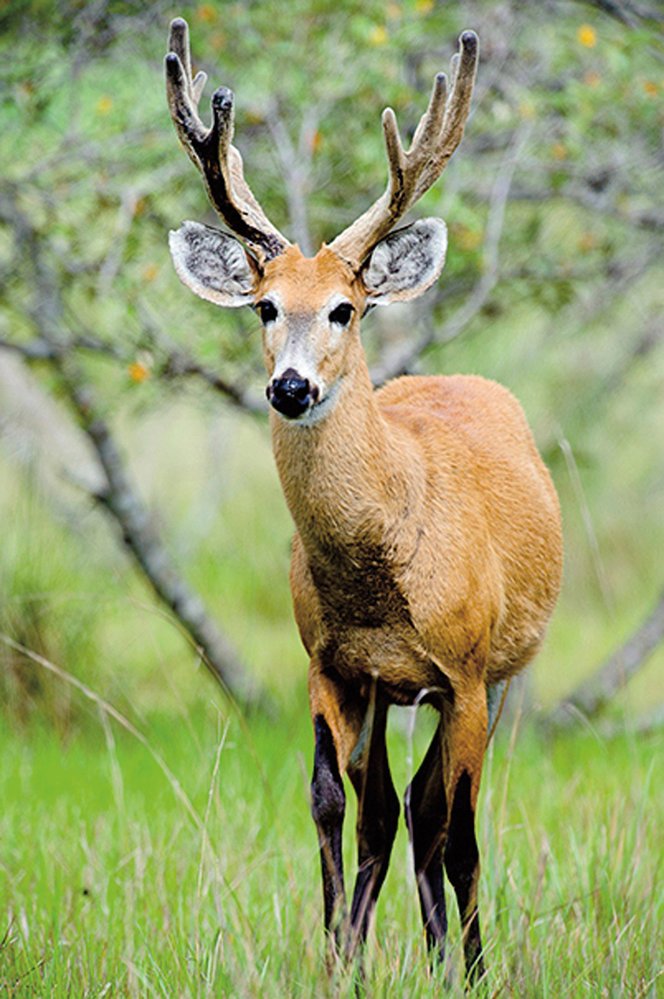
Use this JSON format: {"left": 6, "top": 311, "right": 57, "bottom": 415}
{"left": 309, "top": 661, "right": 365, "bottom": 956}
{"left": 347, "top": 684, "right": 399, "bottom": 956}
{"left": 311, "top": 713, "right": 346, "bottom": 942}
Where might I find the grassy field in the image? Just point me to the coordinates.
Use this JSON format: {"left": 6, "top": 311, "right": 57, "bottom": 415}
{"left": 1, "top": 674, "right": 661, "bottom": 997}
{"left": 2, "top": 2, "right": 663, "bottom": 994}
{"left": 1, "top": 408, "right": 663, "bottom": 996}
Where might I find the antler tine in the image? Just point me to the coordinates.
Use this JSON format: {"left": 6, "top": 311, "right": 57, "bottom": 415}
{"left": 165, "top": 17, "right": 289, "bottom": 262}
{"left": 169, "top": 17, "right": 192, "bottom": 86}
{"left": 381, "top": 107, "right": 407, "bottom": 213}
{"left": 449, "top": 52, "right": 461, "bottom": 93}
{"left": 329, "top": 30, "right": 479, "bottom": 269}
{"left": 410, "top": 71, "right": 448, "bottom": 154}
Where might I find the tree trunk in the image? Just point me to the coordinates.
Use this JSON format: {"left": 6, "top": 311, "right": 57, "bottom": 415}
{"left": 545, "top": 588, "right": 664, "bottom": 729}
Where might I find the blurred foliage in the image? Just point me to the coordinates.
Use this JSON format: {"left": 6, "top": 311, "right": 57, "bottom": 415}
{"left": 0, "top": 0, "right": 663, "bottom": 725}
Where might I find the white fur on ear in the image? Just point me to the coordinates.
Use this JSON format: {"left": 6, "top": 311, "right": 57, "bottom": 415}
{"left": 362, "top": 218, "right": 448, "bottom": 305}
{"left": 168, "top": 221, "right": 260, "bottom": 307}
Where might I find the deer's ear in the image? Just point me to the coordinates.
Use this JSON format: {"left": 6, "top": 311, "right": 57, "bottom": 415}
{"left": 361, "top": 218, "right": 447, "bottom": 305}
{"left": 168, "top": 221, "right": 261, "bottom": 307}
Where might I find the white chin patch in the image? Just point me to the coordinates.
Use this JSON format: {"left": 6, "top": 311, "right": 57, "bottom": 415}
{"left": 285, "top": 381, "right": 342, "bottom": 427}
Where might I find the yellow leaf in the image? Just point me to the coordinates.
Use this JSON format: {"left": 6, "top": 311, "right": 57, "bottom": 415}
{"left": 551, "top": 142, "right": 568, "bottom": 161}
{"left": 577, "top": 24, "right": 597, "bottom": 48}
{"left": 96, "top": 96, "right": 113, "bottom": 115}
{"left": 196, "top": 4, "right": 217, "bottom": 23}
{"left": 578, "top": 232, "right": 597, "bottom": 252}
{"left": 643, "top": 80, "right": 658, "bottom": 97}
{"left": 454, "top": 225, "right": 482, "bottom": 251}
{"left": 128, "top": 361, "right": 150, "bottom": 384}
{"left": 142, "top": 263, "right": 159, "bottom": 282}
{"left": 369, "top": 25, "right": 389, "bottom": 46}
{"left": 416, "top": 0, "right": 434, "bottom": 12}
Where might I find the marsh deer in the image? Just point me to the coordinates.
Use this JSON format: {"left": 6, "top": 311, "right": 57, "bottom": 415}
{"left": 164, "top": 18, "right": 563, "bottom": 980}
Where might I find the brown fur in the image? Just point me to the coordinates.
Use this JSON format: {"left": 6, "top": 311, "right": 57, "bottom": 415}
{"left": 179, "top": 239, "right": 563, "bottom": 964}
{"left": 172, "top": 237, "right": 562, "bottom": 965}
{"left": 260, "top": 252, "right": 562, "bottom": 764}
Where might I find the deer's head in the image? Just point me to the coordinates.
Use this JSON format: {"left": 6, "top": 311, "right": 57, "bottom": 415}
{"left": 165, "top": 18, "right": 477, "bottom": 423}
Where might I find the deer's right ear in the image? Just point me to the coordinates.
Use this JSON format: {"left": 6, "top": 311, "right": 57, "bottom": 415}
{"left": 168, "top": 221, "right": 261, "bottom": 307}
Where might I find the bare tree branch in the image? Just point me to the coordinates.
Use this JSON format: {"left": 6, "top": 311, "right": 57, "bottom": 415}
{"left": 545, "top": 587, "right": 664, "bottom": 730}
{"left": 0, "top": 328, "right": 266, "bottom": 414}
{"left": 266, "top": 102, "right": 321, "bottom": 255}
{"left": 0, "top": 338, "right": 60, "bottom": 361}
{"left": 54, "top": 354, "right": 268, "bottom": 711}
{"left": 157, "top": 347, "right": 265, "bottom": 412}
{"left": 134, "top": 304, "right": 267, "bottom": 413}
{"left": 0, "top": 193, "right": 270, "bottom": 712}
{"left": 511, "top": 182, "right": 664, "bottom": 234}
{"left": 96, "top": 187, "right": 140, "bottom": 295}
{"left": 572, "top": 0, "right": 664, "bottom": 27}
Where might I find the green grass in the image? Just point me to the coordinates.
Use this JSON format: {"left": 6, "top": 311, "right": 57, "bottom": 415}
{"left": 1, "top": 682, "right": 661, "bottom": 997}
{"left": 1, "top": 407, "right": 662, "bottom": 995}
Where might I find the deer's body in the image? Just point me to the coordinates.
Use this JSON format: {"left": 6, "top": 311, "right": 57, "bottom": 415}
{"left": 283, "top": 370, "right": 561, "bottom": 706}
{"left": 164, "top": 19, "right": 563, "bottom": 981}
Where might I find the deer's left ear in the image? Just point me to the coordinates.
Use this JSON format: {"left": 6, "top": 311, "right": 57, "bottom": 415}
{"left": 168, "top": 220, "right": 261, "bottom": 307}
{"left": 361, "top": 218, "right": 447, "bottom": 305}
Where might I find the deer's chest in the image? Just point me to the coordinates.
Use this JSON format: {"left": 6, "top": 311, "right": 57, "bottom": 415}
{"left": 308, "top": 540, "right": 410, "bottom": 630}
{"left": 293, "top": 539, "right": 445, "bottom": 701}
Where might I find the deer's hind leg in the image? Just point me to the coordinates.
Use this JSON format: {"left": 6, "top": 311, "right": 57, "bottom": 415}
{"left": 441, "top": 681, "right": 488, "bottom": 983}
{"left": 404, "top": 721, "right": 448, "bottom": 960}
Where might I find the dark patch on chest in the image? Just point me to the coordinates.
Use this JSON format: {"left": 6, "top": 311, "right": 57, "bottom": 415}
{"left": 309, "top": 540, "right": 412, "bottom": 630}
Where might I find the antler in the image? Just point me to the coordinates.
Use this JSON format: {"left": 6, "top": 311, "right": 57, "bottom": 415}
{"left": 165, "top": 18, "right": 290, "bottom": 263}
{"left": 329, "top": 31, "right": 479, "bottom": 269}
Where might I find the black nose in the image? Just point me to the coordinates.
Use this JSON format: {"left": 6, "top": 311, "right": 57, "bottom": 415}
{"left": 267, "top": 368, "right": 315, "bottom": 419}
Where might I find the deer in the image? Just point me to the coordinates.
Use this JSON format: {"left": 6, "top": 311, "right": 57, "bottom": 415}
{"left": 164, "top": 17, "right": 563, "bottom": 982}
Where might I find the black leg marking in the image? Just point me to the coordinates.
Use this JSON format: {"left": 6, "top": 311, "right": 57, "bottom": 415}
{"left": 347, "top": 689, "right": 399, "bottom": 953}
{"left": 311, "top": 714, "right": 347, "bottom": 942}
{"left": 444, "top": 770, "right": 485, "bottom": 982}
{"left": 404, "top": 723, "right": 448, "bottom": 961}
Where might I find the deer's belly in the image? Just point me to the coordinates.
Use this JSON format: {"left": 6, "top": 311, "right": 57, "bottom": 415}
{"left": 319, "top": 624, "right": 451, "bottom": 706}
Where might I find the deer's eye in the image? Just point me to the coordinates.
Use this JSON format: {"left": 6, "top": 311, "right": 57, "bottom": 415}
{"left": 256, "top": 299, "right": 278, "bottom": 324}
{"left": 329, "top": 302, "right": 354, "bottom": 326}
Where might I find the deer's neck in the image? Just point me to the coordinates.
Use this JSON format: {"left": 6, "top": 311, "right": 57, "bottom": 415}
{"left": 270, "top": 356, "right": 417, "bottom": 559}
